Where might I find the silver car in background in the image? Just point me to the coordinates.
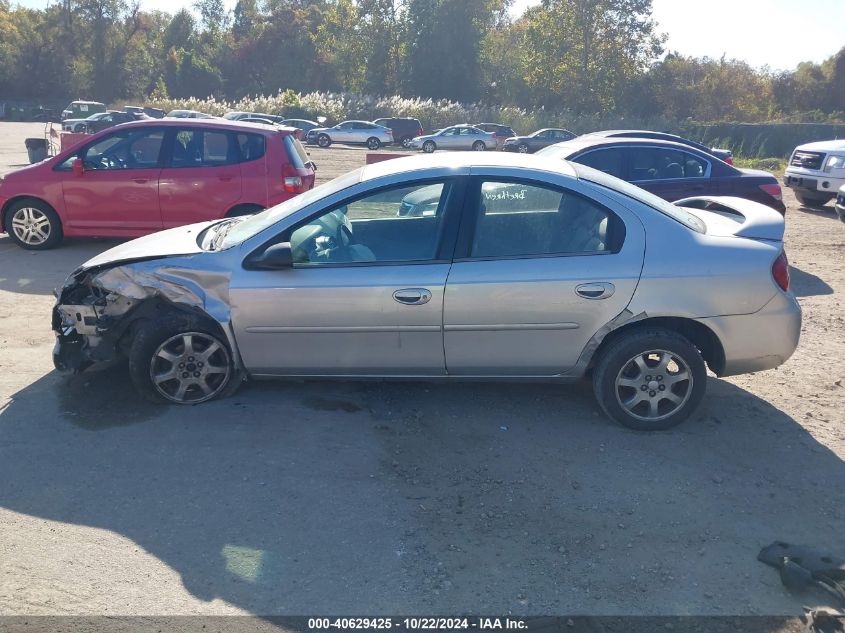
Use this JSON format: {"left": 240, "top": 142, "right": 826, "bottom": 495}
{"left": 309, "top": 120, "right": 393, "bottom": 149}
{"left": 408, "top": 125, "right": 497, "bottom": 153}
{"left": 52, "top": 153, "right": 800, "bottom": 430}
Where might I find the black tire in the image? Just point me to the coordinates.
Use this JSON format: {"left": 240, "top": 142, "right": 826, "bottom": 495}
{"left": 517, "top": 143, "right": 530, "bottom": 153}
{"left": 472, "top": 141, "right": 486, "bottom": 151}
{"left": 422, "top": 140, "right": 436, "bottom": 154}
{"left": 592, "top": 327, "right": 707, "bottom": 431}
{"left": 795, "top": 192, "right": 833, "bottom": 208}
{"left": 400, "top": 135, "right": 412, "bottom": 148}
{"left": 4, "top": 198, "right": 63, "bottom": 250}
{"left": 317, "top": 133, "right": 331, "bottom": 148}
{"left": 128, "top": 313, "right": 242, "bottom": 405}
{"left": 366, "top": 137, "right": 381, "bottom": 150}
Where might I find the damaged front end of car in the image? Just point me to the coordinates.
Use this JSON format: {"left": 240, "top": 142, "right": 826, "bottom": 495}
{"left": 52, "top": 257, "right": 237, "bottom": 374}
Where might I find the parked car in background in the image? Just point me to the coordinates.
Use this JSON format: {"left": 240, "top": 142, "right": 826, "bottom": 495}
{"left": 836, "top": 185, "right": 845, "bottom": 222}
{"left": 538, "top": 137, "right": 785, "bottom": 213}
{"left": 51, "top": 153, "right": 800, "bottom": 432}
{"left": 582, "top": 130, "right": 734, "bottom": 164}
{"left": 373, "top": 117, "right": 424, "bottom": 148}
{"left": 473, "top": 123, "right": 517, "bottom": 150}
{"left": 308, "top": 120, "right": 393, "bottom": 149}
{"left": 223, "top": 111, "right": 285, "bottom": 123}
{"left": 408, "top": 125, "right": 497, "bottom": 152}
{"left": 280, "top": 119, "right": 321, "bottom": 137}
{"left": 143, "top": 107, "right": 166, "bottom": 119}
{"left": 502, "top": 128, "right": 576, "bottom": 153}
{"left": 61, "top": 100, "right": 106, "bottom": 121}
{"left": 784, "top": 140, "right": 845, "bottom": 208}
{"left": 62, "top": 110, "right": 133, "bottom": 133}
{"left": 0, "top": 119, "right": 315, "bottom": 250}
{"left": 122, "top": 106, "right": 152, "bottom": 120}
{"left": 166, "top": 109, "right": 214, "bottom": 119}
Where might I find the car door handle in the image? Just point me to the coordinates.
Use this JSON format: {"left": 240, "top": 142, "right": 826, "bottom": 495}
{"left": 575, "top": 282, "right": 615, "bottom": 300}
{"left": 218, "top": 175, "right": 235, "bottom": 182}
{"left": 132, "top": 178, "right": 149, "bottom": 184}
{"left": 393, "top": 288, "right": 432, "bottom": 305}
{"left": 686, "top": 183, "right": 705, "bottom": 191}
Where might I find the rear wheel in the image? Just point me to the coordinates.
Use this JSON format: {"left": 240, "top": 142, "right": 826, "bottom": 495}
{"left": 795, "top": 192, "right": 833, "bottom": 208}
{"left": 4, "top": 198, "right": 63, "bottom": 250}
{"left": 129, "top": 314, "right": 241, "bottom": 405}
{"left": 400, "top": 135, "right": 412, "bottom": 148}
{"left": 592, "top": 327, "right": 706, "bottom": 430}
{"left": 226, "top": 204, "right": 264, "bottom": 217}
{"left": 422, "top": 141, "right": 436, "bottom": 153}
{"left": 317, "top": 133, "right": 332, "bottom": 148}
{"left": 366, "top": 137, "right": 381, "bottom": 150}
{"left": 472, "top": 141, "right": 486, "bottom": 151}
{"left": 517, "top": 143, "right": 530, "bottom": 153}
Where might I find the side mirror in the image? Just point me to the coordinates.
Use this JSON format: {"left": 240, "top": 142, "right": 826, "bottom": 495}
{"left": 248, "top": 242, "right": 293, "bottom": 270}
{"left": 72, "top": 158, "right": 84, "bottom": 177}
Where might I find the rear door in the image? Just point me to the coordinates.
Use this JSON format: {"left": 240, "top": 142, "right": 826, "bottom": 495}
{"left": 158, "top": 126, "right": 243, "bottom": 227}
{"left": 626, "top": 146, "right": 714, "bottom": 201}
{"left": 443, "top": 172, "right": 645, "bottom": 375}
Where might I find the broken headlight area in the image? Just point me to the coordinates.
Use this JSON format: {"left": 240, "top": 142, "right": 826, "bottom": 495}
{"left": 52, "top": 272, "right": 139, "bottom": 372}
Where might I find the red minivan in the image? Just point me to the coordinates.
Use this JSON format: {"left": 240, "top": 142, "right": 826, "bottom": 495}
{"left": 0, "top": 119, "right": 316, "bottom": 249}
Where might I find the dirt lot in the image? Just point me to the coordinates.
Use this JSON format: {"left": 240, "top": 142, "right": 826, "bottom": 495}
{"left": 0, "top": 121, "right": 843, "bottom": 617}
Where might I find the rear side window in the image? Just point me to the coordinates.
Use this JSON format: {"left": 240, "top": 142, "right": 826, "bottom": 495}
{"left": 171, "top": 128, "right": 237, "bottom": 167}
{"left": 576, "top": 148, "right": 625, "bottom": 179}
{"left": 629, "top": 148, "right": 708, "bottom": 181}
{"left": 470, "top": 180, "right": 622, "bottom": 258}
{"left": 237, "top": 132, "right": 266, "bottom": 162}
{"left": 283, "top": 135, "right": 309, "bottom": 168}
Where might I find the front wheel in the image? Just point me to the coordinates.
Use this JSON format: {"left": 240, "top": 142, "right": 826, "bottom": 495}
{"left": 592, "top": 327, "right": 706, "bottom": 431}
{"left": 5, "top": 198, "right": 63, "bottom": 250}
{"left": 517, "top": 143, "right": 530, "bottom": 153}
{"left": 366, "top": 137, "right": 381, "bottom": 150}
{"left": 472, "top": 141, "right": 486, "bottom": 151}
{"left": 317, "top": 134, "right": 332, "bottom": 148}
{"left": 795, "top": 192, "right": 833, "bottom": 208}
{"left": 129, "top": 315, "right": 240, "bottom": 405}
{"left": 422, "top": 141, "right": 436, "bottom": 153}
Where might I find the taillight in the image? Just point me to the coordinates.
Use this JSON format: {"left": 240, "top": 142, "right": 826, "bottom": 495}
{"left": 772, "top": 251, "right": 790, "bottom": 292}
{"left": 283, "top": 163, "right": 303, "bottom": 193}
{"left": 724, "top": 157, "right": 733, "bottom": 165}
{"left": 759, "top": 183, "right": 782, "bottom": 201}
{"left": 417, "top": 128, "right": 424, "bottom": 136}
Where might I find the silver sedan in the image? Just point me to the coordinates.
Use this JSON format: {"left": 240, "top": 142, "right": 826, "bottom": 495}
{"left": 309, "top": 120, "right": 393, "bottom": 149}
{"left": 52, "top": 153, "right": 801, "bottom": 430}
{"left": 408, "top": 125, "right": 497, "bottom": 152}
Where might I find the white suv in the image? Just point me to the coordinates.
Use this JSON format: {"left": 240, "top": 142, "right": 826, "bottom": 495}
{"left": 784, "top": 140, "right": 845, "bottom": 207}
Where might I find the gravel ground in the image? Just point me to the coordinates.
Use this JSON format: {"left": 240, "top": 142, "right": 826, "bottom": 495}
{"left": 0, "top": 122, "right": 843, "bottom": 617}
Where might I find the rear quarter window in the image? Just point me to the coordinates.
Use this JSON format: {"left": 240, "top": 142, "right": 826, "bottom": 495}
{"left": 283, "top": 134, "right": 309, "bottom": 168}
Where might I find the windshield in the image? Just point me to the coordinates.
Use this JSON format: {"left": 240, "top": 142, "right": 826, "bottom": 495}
{"left": 570, "top": 162, "right": 706, "bottom": 233}
{"left": 218, "top": 168, "right": 362, "bottom": 249}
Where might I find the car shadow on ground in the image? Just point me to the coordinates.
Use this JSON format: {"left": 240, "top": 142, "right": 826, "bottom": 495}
{"left": 789, "top": 265, "right": 834, "bottom": 297}
{"left": 794, "top": 203, "right": 840, "bottom": 220}
{"left": 0, "top": 235, "right": 124, "bottom": 295}
{"left": 1, "top": 368, "right": 843, "bottom": 614}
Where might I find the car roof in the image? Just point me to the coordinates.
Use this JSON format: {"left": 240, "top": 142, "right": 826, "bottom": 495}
{"left": 548, "top": 136, "right": 712, "bottom": 154}
{"left": 100, "top": 118, "right": 297, "bottom": 135}
{"left": 361, "top": 152, "right": 577, "bottom": 182}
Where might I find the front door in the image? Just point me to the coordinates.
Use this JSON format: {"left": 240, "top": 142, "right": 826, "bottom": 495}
{"left": 59, "top": 127, "right": 165, "bottom": 235}
{"left": 443, "top": 176, "right": 645, "bottom": 375}
{"left": 229, "top": 178, "right": 463, "bottom": 375}
{"left": 158, "top": 127, "right": 243, "bottom": 228}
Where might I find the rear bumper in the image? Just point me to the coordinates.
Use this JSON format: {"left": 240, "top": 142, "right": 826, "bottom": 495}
{"left": 697, "top": 291, "right": 801, "bottom": 377}
{"left": 836, "top": 195, "right": 845, "bottom": 222}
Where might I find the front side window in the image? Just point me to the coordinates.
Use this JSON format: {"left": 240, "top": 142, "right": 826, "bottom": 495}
{"left": 470, "top": 180, "right": 618, "bottom": 258}
{"left": 171, "top": 129, "right": 235, "bottom": 167}
{"left": 287, "top": 181, "right": 450, "bottom": 265}
{"left": 59, "top": 128, "right": 164, "bottom": 171}
{"left": 629, "top": 148, "right": 708, "bottom": 181}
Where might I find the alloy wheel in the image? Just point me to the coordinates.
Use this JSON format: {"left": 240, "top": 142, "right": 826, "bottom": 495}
{"left": 149, "top": 332, "right": 231, "bottom": 404}
{"left": 614, "top": 349, "right": 693, "bottom": 422}
{"left": 11, "top": 207, "right": 51, "bottom": 246}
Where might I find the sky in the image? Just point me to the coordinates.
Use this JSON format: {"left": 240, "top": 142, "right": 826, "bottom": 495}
{"left": 11, "top": 0, "right": 845, "bottom": 72}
